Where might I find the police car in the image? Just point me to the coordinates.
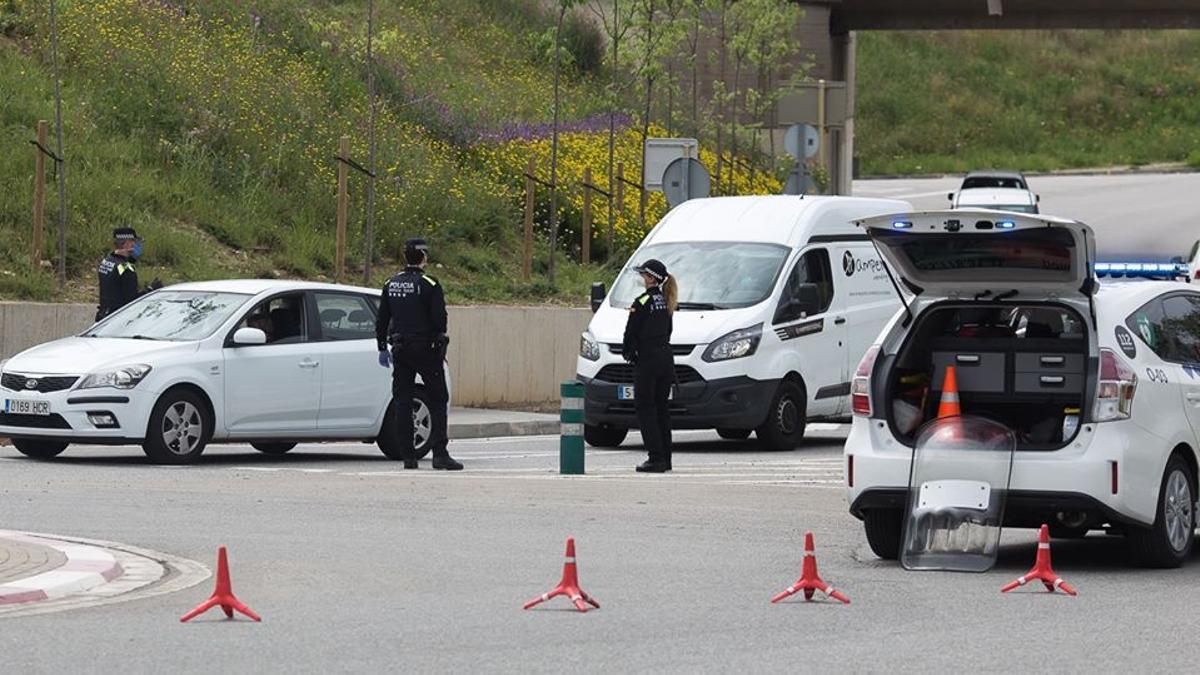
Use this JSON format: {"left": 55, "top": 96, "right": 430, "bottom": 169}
{"left": 846, "top": 210, "right": 1200, "bottom": 567}
{"left": 0, "top": 280, "right": 447, "bottom": 464}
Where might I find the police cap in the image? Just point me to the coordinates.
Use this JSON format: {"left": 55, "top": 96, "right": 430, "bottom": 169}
{"left": 634, "top": 258, "right": 668, "bottom": 282}
{"left": 113, "top": 227, "right": 141, "bottom": 242}
{"left": 404, "top": 238, "right": 429, "bottom": 254}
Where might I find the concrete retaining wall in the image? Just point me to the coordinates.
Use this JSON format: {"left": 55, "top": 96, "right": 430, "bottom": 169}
{"left": 0, "top": 302, "right": 590, "bottom": 407}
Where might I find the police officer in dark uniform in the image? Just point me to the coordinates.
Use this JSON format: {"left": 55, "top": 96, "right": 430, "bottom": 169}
{"left": 374, "top": 238, "right": 462, "bottom": 471}
{"left": 623, "top": 259, "right": 678, "bottom": 473}
{"left": 96, "top": 227, "right": 161, "bottom": 321}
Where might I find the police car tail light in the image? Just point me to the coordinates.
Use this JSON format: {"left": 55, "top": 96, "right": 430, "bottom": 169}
{"left": 1094, "top": 348, "right": 1136, "bottom": 422}
{"left": 851, "top": 346, "right": 880, "bottom": 416}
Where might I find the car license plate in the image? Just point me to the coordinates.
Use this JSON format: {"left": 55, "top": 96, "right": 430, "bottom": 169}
{"left": 4, "top": 399, "right": 50, "bottom": 416}
{"left": 616, "top": 386, "right": 674, "bottom": 401}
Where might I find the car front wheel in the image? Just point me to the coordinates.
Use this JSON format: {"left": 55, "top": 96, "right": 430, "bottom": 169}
{"left": 12, "top": 439, "right": 69, "bottom": 459}
{"left": 142, "top": 389, "right": 211, "bottom": 465}
{"left": 1128, "top": 455, "right": 1195, "bottom": 568}
{"left": 584, "top": 424, "right": 627, "bottom": 448}
{"left": 756, "top": 380, "right": 806, "bottom": 451}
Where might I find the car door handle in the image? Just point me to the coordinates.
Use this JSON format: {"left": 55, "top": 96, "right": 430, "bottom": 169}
{"left": 1187, "top": 393, "right": 1200, "bottom": 403}
{"left": 834, "top": 317, "right": 846, "bottom": 325}
{"left": 298, "top": 359, "right": 320, "bottom": 369}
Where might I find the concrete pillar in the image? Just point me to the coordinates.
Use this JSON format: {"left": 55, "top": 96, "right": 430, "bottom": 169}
{"left": 830, "top": 30, "right": 856, "bottom": 195}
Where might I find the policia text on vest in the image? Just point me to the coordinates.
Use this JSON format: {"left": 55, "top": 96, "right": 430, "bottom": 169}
{"left": 374, "top": 238, "right": 463, "bottom": 471}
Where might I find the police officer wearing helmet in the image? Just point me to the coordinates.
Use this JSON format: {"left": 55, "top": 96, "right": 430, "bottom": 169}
{"left": 96, "top": 227, "right": 161, "bottom": 321}
{"left": 623, "top": 258, "right": 678, "bottom": 473}
{"left": 374, "top": 238, "right": 462, "bottom": 471}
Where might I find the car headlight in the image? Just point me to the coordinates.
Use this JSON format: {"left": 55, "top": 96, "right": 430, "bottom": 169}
{"left": 703, "top": 323, "right": 763, "bottom": 362}
{"left": 78, "top": 364, "right": 152, "bottom": 390}
{"left": 580, "top": 332, "right": 601, "bottom": 361}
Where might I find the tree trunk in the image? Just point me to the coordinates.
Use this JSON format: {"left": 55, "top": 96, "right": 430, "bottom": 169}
{"left": 607, "top": 1, "right": 620, "bottom": 261}
{"left": 714, "top": 2, "right": 727, "bottom": 194}
{"left": 548, "top": 6, "right": 566, "bottom": 284}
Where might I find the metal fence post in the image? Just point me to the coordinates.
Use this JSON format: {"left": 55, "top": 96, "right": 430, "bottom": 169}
{"left": 560, "top": 381, "right": 585, "bottom": 475}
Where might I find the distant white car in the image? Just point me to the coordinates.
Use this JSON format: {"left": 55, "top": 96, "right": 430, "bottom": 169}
{"left": 950, "top": 186, "right": 1039, "bottom": 214}
{"left": 0, "top": 280, "right": 445, "bottom": 464}
{"left": 847, "top": 210, "right": 1200, "bottom": 568}
{"left": 1188, "top": 239, "right": 1200, "bottom": 282}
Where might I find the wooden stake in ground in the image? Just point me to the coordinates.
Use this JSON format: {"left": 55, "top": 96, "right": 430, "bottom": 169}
{"left": 523, "top": 157, "right": 536, "bottom": 282}
{"left": 336, "top": 136, "right": 349, "bottom": 283}
{"left": 581, "top": 167, "right": 592, "bottom": 265}
{"left": 32, "top": 120, "right": 47, "bottom": 268}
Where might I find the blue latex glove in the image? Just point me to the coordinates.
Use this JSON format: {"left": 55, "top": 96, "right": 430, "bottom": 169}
{"left": 378, "top": 350, "right": 392, "bottom": 368}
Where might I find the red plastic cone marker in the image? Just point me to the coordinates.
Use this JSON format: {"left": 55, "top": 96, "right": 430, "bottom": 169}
{"left": 937, "top": 366, "right": 962, "bottom": 419}
{"left": 180, "top": 547, "right": 262, "bottom": 622}
{"left": 1001, "top": 525, "right": 1077, "bottom": 596}
{"left": 771, "top": 532, "right": 850, "bottom": 605}
{"left": 523, "top": 537, "right": 600, "bottom": 613}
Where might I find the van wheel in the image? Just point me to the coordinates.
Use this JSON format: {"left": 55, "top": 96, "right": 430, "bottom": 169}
{"left": 252, "top": 442, "right": 296, "bottom": 455}
{"left": 376, "top": 390, "right": 434, "bottom": 461}
{"left": 756, "top": 380, "right": 806, "bottom": 450}
{"left": 585, "top": 424, "right": 627, "bottom": 448}
{"left": 717, "top": 428, "right": 752, "bottom": 440}
{"left": 12, "top": 439, "right": 68, "bottom": 459}
{"left": 863, "top": 509, "right": 903, "bottom": 560}
{"left": 1128, "top": 455, "right": 1195, "bottom": 568}
{"left": 143, "top": 389, "right": 211, "bottom": 465}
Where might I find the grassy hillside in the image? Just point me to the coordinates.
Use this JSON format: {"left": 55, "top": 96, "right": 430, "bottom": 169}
{"left": 0, "top": 0, "right": 665, "bottom": 303}
{"left": 857, "top": 30, "right": 1200, "bottom": 175}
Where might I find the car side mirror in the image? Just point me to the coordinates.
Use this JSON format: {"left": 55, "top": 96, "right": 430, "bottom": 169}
{"left": 590, "top": 282, "right": 606, "bottom": 314}
{"left": 947, "top": 192, "right": 955, "bottom": 202}
{"left": 1036, "top": 194, "right": 1041, "bottom": 202}
{"left": 231, "top": 327, "right": 267, "bottom": 346}
{"left": 775, "top": 283, "right": 822, "bottom": 323}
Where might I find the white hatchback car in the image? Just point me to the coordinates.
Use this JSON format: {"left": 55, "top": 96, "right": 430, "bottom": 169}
{"left": 0, "top": 280, "right": 446, "bottom": 464}
{"left": 846, "top": 211, "right": 1200, "bottom": 567}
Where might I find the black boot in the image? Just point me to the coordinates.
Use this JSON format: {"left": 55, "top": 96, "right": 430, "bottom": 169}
{"left": 635, "top": 459, "right": 671, "bottom": 473}
{"left": 432, "top": 453, "right": 463, "bottom": 471}
{"left": 403, "top": 458, "right": 419, "bottom": 470}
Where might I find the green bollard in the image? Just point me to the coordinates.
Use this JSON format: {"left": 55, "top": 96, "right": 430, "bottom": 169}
{"left": 560, "top": 381, "right": 585, "bottom": 475}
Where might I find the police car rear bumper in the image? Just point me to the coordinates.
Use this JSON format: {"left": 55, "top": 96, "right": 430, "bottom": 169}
{"left": 578, "top": 373, "right": 777, "bottom": 430}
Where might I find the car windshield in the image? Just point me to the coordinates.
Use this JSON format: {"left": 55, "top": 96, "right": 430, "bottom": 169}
{"left": 962, "top": 176, "right": 1026, "bottom": 190}
{"left": 610, "top": 242, "right": 791, "bottom": 310}
{"left": 82, "top": 291, "right": 251, "bottom": 341}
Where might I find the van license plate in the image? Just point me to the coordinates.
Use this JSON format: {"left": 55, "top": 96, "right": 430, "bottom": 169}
{"left": 4, "top": 399, "right": 50, "bottom": 416}
{"left": 617, "top": 385, "right": 635, "bottom": 400}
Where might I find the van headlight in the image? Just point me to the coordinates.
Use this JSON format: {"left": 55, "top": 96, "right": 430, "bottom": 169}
{"left": 703, "top": 323, "right": 763, "bottom": 362}
{"left": 78, "top": 364, "right": 152, "bottom": 390}
{"left": 579, "top": 332, "right": 601, "bottom": 361}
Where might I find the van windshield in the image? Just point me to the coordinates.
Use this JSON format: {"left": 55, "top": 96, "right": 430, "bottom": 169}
{"left": 610, "top": 242, "right": 790, "bottom": 310}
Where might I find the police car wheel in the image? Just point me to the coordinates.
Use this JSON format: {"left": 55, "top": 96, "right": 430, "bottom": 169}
{"left": 142, "top": 389, "right": 210, "bottom": 465}
{"left": 863, "top": 508, "right": 903, "bottom": 560}
{"left": 12, "top": 439, "right": 69, "bottom": 459}
{"left": 584, "top": 424, "right": 627, "bottom": 448}
{"left": 1129, "top": 455, "right": 1195, "bottom": 568}
{"left": 252, "top": 442, "right": 296, "bottom": 455}
{"left": 755, "top": 380, "right": 806, "bottom": 451}
{"left": 376, "top": 390, "right": 434, "bottom": 461}
{"left": 717, "top": 428, "right": 752, "bottom": 440}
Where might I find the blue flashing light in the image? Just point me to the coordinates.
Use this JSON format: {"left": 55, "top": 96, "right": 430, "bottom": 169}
{"left": 996, "top": 220, "right": 1016, "bottom": 230}
{"left": 892, "top": 220, "right": 913, "bottom": 230}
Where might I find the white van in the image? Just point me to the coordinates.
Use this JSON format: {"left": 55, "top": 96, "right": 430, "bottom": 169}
{"left": 576, "top": 195, "right": 911, "bottom": 450}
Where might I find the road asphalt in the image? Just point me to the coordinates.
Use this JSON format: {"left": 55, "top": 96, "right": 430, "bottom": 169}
{"left": 854, "top": 171, "right": 1200, "bottom": 259}
{"left": 2, "top": 427, "right": 1199, "bottom": 672}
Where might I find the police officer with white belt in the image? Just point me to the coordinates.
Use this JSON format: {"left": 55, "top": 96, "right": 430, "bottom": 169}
{"left": 374, "top": 238, "right": 462, "bottom": 471}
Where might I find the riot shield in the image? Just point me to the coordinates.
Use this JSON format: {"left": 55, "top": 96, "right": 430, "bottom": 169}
{"left": 901, "top": 416, "right": 1016, "bottom": 572}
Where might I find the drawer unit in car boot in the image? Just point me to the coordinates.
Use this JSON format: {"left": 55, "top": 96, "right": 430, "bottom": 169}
{"left": 1014, "top": 353, "right": 1084, "bottom": 373}
{"left": 931, "top": 351, "right": 1006, "bottom": 393}
{"left": 1014, "top": 372, "right": 1084, "bottom": 394}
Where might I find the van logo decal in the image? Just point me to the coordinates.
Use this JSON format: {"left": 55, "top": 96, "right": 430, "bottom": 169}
{"left": 842, "top": 250, "right": 885, "bottom": 278}
{"left": 775, "top": 318, "right": 824, "bottom": 341}
{"left": 1115, "top": 325, "right": 1137, "bottom": 359}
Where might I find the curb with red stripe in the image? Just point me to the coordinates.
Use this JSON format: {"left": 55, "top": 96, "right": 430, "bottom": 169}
{"left": 0, "top": 531, "right": 124, "bottom": 605}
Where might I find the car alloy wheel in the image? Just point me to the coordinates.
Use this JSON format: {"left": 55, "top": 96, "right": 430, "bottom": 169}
{"left": 1164, "top": 468, "right": 1194, "bottom": 553}
{"left": 162, "top": 400, "right": 203, "bottom": 455}
{"left": 412, "top": 397, "right": 432, "bottom": 454}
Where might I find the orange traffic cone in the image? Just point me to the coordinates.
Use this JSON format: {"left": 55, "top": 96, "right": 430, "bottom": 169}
{"left": 523, "top": 537, "right": 600, "bottom": 613}
{"left": 771, "top": 531, "right": 850, "bottom": 604}
{"left": 1001, "top": 524, "right": 1077, "bottom": 596}
{"left": 180, "top": 547, "right": 262, "bottom": 622}
{"left": 937, "top": 365, "right": 962, "bottom": 418}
